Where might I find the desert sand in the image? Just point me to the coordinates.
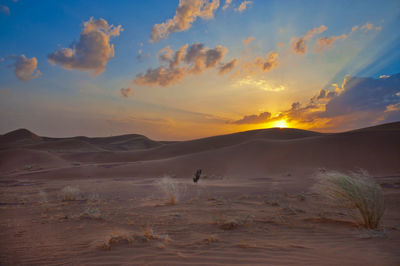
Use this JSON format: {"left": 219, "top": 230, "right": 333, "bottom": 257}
{"left": 0, "top": 122, "right": 399, "bottom": 265}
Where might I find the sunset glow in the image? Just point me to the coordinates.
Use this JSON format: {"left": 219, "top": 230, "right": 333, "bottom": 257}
{"left": 271, "top": 120, "right": 288, "bottom": 129}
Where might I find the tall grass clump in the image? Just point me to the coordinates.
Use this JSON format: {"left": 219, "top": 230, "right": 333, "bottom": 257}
{"left": 157, "top": 176, "right": 187, "bottom": 205}
{"left": 315, "top": 170, "right": 384, "bottom": 229}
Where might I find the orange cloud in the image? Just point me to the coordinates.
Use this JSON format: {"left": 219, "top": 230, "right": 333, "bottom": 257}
{"left": 314, "top": 34, "right": 348, "bottom": 52}
{"left": 258, "top": 51, "right": 279, "bottom": 71}
{"left": 9, "top": 55, "right": 41, "bottom": 81}
{"left": 120, "top": 88, "right": 133, "bottom": 97}
{"left": 133, "top": 42, "right": 231, "bottom": 87}
{"left": 230, "top": 111, "right": 272, "bottom": 124}
{"left": 292, "top": 25, "right": 327, "bottom": 54}
{"left": 235, "top": 0, "right": 252, "bottom": 13}
{"left": 242, "top": 36, "right": 254, "bottom": 46}
{"left": 314, "top": 22, "right": 381, "bottom": 53}
{"left": 219, "top": 59, "right": 238, "bottom": 75}
{"left": 235, "top": 51, "right": 279, "bottom": 77}
{"left": 150, "top": 0, "right": 220, "bottom": 42}
{"left": 48, "top": 17, "right": 122, "bottom": 76}
{"left": 222, "top": 0, "right": 232, "bottom": 10}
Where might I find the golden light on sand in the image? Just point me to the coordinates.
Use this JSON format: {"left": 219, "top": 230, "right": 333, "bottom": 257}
{"left": 271, "top": 119, "right": 288, "bottom": 128}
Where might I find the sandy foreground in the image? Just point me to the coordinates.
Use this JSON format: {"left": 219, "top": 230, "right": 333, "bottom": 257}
{"left": 0, "top": 123, "right": 399, "bottom": 265}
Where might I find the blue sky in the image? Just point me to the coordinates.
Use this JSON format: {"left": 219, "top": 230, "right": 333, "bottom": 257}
{"left": 0, "top": 0, "right": 399, "bottom": 139}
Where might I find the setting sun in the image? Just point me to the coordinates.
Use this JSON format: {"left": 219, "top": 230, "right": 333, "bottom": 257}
{"left": 272, "top": 119, "right": 288, "bottom": 128}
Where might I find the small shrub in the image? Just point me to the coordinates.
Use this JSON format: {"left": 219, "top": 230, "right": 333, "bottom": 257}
{"left": 39, "top": 190, "right": 48, "bottom": 203}
{"left": 23, "top": 164, "right": 33, "bottom": 170}
{"left": 60, "top": 186, "right": 81, "bottom": 201}
{"left": 157, "top": 176, "right": 187, "bottom": 205}
{"left": 314, "top": 170, "right": 384, "bottom": 229}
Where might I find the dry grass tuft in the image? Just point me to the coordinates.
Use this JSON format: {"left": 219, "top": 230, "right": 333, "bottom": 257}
{"left": 214, "top": 214, "right": 254, "bottom": 230}
{"left": 157, "top": 176, "right": 187, "bottom": 205}
{"left": 314, "top": 169, "right": 384, "bottom": 229}
{"left": 103, "top": 231, "right": 133, "bottom": 250}
{"left": 204, "top": 234, "right": 220, "bottom": 244}
{"left": 59, "top": 186, "right": 82, "bottom": 201}
{"left": 38, "top": 190, "right": 48, "bottom": 203}
{"left": 144, "top": 226, "right": 159, "bottom": 240}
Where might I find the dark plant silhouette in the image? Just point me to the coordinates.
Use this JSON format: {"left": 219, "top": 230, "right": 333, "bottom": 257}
{"left": 193, "top": 169, "right": 202, "bottom": 183}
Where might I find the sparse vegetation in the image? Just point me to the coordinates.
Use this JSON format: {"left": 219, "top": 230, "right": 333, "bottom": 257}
{"left": 143, "top": 226, "right": 159, "bottom": 240}
{"left": 214, "top": 214, "right": 254, "bottom": 230}
{"left": 39, "top": 190, "right": 48, "bottom": 203}
{"left": 157, "top": 176, "right": 187, "bottom": 205}
{"left": 80, "top": 207, "right": 102, "bottom": 220}
{"left": 23, "top": 164, "right": 33, "bottom": 170}
{"left": 103, "top": 231, "right": 133, "bottom": 250}
{"left": 314, "top": 170, "right": 385, "bottom": 229}
{"left": 204, "top": 234, "right": 219, "bottom": 244}
{"left": 264, "top": 198, "right": 280, "bottom": 206}
{"left": 59, "top": 186, "right": 82, "bottom": 201}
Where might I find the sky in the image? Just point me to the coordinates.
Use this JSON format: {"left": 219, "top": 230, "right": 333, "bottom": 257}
{"left": 0, "top": 0, "right": 400, "bottom": 140}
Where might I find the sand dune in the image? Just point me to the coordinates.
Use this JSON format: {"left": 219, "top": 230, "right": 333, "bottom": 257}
{"left": 0, "top": 122, "right": 399, "bottom": 265}
{"left": 3, "top": 123, "right": 397, "bottom": 178}
{"left": 0, "top": 148, "right": 68, "bottom": 173}
{"left": 0, "top": 128, "right": 42, "bottom": 149}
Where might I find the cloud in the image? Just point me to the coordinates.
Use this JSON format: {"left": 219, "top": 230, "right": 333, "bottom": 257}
{"left": 133, "top": 66, "right": 186, "bottom": 87}
{"left": 120, "top": 87, "right": 133, "bottom": 97}
{"left": 219, "top": 58, "right": 238, "bottom": 75}
{"left": 0, "top": 5, "right": 10, "bottom": 16}
{"left": 235, "top": 51, "right": 279, "bottom": 77}
{"left": 314, "top": 34, "right": 348, "bottom": 52}
{"left": 311, "top": 88, "right": 338, "bottom": 101}
{"left": 170, "top": 44, "right": 188, "bottom": 68}
{"left": 231, "top": 111, "right": 272, "bottom": 124}
{"left": 292, "top": 38, "right": 306, "bottom": 54}
{"left": 324, "top": 74, "right": 400, "bottom": 117}
{"left": 184, "top": 42, "right": 227, "bottom": 73}
{"left": 150, "top": 0, "right": 220, "bottom": 42}
{"left": 9, "top": 55, "right": 41, "bottom": 81}
{"left": 242, "top": 36, "right": 254, "bottom": 46}
{"left": 48, "top": 17, "right": 122, "bottom": 76}
{"left": 254, "top": 51, "right": 279, "bottom": 72}
{"left": 350, "top": 22, "right": 381, "bottom": 33}
{"left": 248, "top": 73, "right": 400, "bottom": 130}
{"left": 133, "top": 42, "right": 230, "bottom": 86}
{"left": 245, "top": 52, "right": 279, "bottom": 72}
{"left": 314, "top": 22, "right": 381, "bottom": 53}
{"left": 236, "top": 76, "right": 285, "bottom": 91}
{"left": 359, "top": 22, "right": 381, "bottom": 32}
{"left": 158, "top": 46, "right": 174, "bottom": 61}
{"left": 222, "top": 0, "right": 232, "bottom": 10}
{"left": 292, "top": 25, "right": 327, "bottom": 54}
{"left": 235, "top": 0, "right": 252, "bottom": 13}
